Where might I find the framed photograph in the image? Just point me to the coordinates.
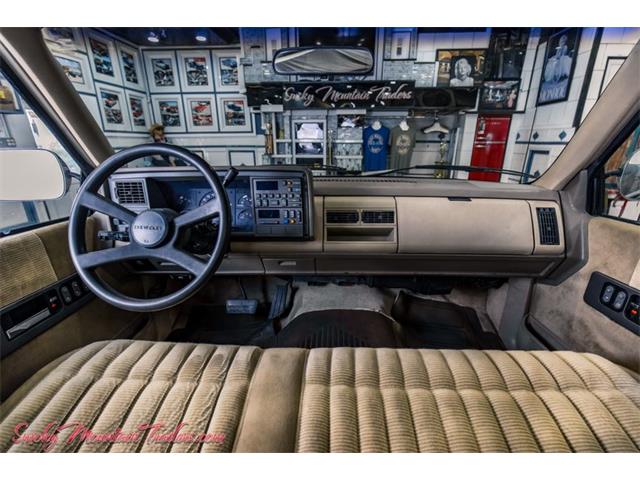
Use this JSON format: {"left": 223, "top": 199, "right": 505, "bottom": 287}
{"left": 216, "top": 94, "right": 250, "bottom": 132}
{"left": 537, "top": 28, "right": 582, "bottom": 106}
{"left": 125, "top": 91, "right": 150, "bottom": 132}
{"left": 182, "top": 94, "right": 218, "bottom": 132}
{"left": 85, "top": 31, "right": 122, "bottom": 85}
{"left": 42, "top": 27, "right": 85, "bottom": 52}
{"left": 96, "top": 85, "right": 130, "bottom": 131}
{"left": 486, "top": 28, "right": 530, "bottom": 80}
{"left": 144, "top": 51, "right": 178, "bottom": 93}
{"left": 479, "top": 80, "right": 521, "bottom": 112}
{"left": 117, "top": 43, "right": 143, "bottom": 91}
{"left": 212, "top": 50, "right": 242, "bottom": 91}
{"left": 53, "top": 53, "right": 94, "bottom": 94}
{"left": 177, "top": 50, "right": 214, "bottom": 93}
{"left": 436, "top": 49, "right": 487, "bottom": 87}
{"left": 265, "top": 28, "right": 283, "bottom": 62}
{"left": 151, "top": 95, "right": 186, "bottom": 133}
{"left": 599, "top": 56, "right": 626, "bottom": 97}
{"left": 0, "top": 73, "right": 21, "bottom": 113}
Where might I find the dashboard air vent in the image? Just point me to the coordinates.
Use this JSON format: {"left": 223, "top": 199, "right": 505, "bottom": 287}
{"left": 114, "top": 180, "right": 146, "bottom": 205}
{"left": 361, "top": 210, "right": 395, "bottom": 224}
{"left": 326, "top": 211, "right": 359, "bottom": 224}
{"left": 536, "top": 207, "right": 560, "bottom": 245}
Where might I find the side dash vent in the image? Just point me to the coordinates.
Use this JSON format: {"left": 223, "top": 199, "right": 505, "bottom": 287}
{"left": 536, "top": 207, "right": 560, "bottom": 245}
{"left": 361, "top": 210, "right": 395, "bottom": 224}
{"left": 326, "top": 211, "right": 359, "bottom": 224}
{"left": 114, "top": 181, "right": 146, "bottom": 205}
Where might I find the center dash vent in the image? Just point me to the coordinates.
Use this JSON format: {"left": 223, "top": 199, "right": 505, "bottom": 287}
{"left": 326, "top": 211, "right": 359, "bottom": 224}
{"left": 114, "top": 180, "right": 146, "bottom": 205}
{"left": 361, "top": 210, "right": 395, "bottom": 224}
{"left": 536, "top": 207, "right": 560, "bottom": 245}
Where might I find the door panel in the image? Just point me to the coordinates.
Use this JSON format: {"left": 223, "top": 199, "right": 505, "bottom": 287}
{"left": 528, "top": 216, "right": 640, "bottom": 371}
{"left": 0, "top": 219, "right": 94, "bottom": 308}
{"left": 0, "top": 218, "right": 146, "bottom": 401}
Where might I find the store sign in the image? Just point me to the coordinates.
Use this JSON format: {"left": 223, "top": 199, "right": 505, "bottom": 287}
{"left": 282, "top": 81, "right": 415, "bottom": 109}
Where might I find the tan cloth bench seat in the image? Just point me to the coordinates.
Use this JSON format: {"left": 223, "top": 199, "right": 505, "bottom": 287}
{"left": 1, "top": 340, "right": 638, "bottom": 452}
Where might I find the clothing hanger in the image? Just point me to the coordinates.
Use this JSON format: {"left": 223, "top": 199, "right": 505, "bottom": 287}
{"left": 371, "top": 120, "right": 382, "bottom": 130}
{"left": 421, "top": 112, "right": 449, "bottom": 135}
{"left": 399, "top": 119, "right": 410, "bottom": 131}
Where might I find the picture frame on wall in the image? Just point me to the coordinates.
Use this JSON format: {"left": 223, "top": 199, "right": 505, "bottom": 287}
{"left": 479, "top": 80, "right": 520, "bottom": 112}
{"left": 53, "top": 52, "right": 94, "bottom": 94}
{"left": 125, "top": 91, "right": 150, "bottom": 132}
{"left": 216, "top": 94, "right": 250, "bottom": 132}
{"left": 0, "top": 73, "right": 22, "bottom": 113}
{"left": 96, "top": 84, "right": 130, "bottom": 131}
{"left": 212, "top": 50, "right": 242, "bottom": 92}
{"left": 436, "top": 49, "right": 487, "bottom": 87}
{"left": 182, "top": 94, "right": 218, "bottom": 132}
{"left": 42, "top": 27, "right": 85, "bottom": 53}
{"left": 177, "top": 50, "right": 214, "bottom": 93}
{"left": 537, "top": 28, "right": 582, "bottom": 106}
{"left": 151, "top": 95, "right": 186, "bottom": 133}
{"left": 265, "top": 28, "right": 283, "bottom": 62}
{"left": 85, "top": 31, "right": 122, "bottom": 85}
{"left": 117, "top": 43, "right": 143, "bottom": 91}
{"left": 144, "top": 51, "right": 179, "bottom": 93}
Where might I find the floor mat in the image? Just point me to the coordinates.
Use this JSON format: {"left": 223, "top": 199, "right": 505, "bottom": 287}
{"left": 391, "top": 292, "right": 504, "bottom": 349}
{"left": 275, "top": 309, "right": 400, "bottom": 348}
{"left": 171, "top": 294, "right": 503, "bottom": 350}
{"left": 167, "top": 305, "right": 274, "bottom": 346}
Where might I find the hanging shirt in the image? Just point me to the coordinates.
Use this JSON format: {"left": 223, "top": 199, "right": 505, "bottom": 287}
{"left": 389, "top": 125, "right": 416, "bottom": 170}
{"left": 363, "top": 125, "right": 390, "bottom": 171}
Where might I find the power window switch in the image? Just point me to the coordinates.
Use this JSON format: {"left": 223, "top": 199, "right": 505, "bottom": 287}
{"left": 601, "top": 284, "right": 615, "bottom": 304}
{"left": 60, "top": 286, "right": 73, "bottom": 304}
{"left": 612, "top": 290, "right": 627, "bottom": 311}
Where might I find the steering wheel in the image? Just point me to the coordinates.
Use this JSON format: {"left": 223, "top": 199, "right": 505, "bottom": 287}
{"left": 68, "top": 144, "right": 231, "bottom": 312}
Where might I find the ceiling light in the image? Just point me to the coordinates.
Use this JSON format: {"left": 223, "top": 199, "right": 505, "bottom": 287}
{"left": 147, "top": 32, "right": 159, "bottom": 43}
{"left": 195, "top": 34, "right": 207, "bottom": 43}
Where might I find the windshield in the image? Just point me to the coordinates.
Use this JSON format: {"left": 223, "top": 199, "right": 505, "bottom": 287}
{"left": 41, "top": 27, "right": 639, "bottom": 182}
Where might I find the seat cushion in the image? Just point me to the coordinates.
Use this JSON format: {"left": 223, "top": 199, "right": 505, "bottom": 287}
{"left": 0, "top": 340, "right": 638, "bottom": 452}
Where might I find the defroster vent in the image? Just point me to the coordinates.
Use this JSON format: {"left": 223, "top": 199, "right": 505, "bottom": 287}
{"left": 326, "top": 211, "right": 359, "bottom": 224}
{"left": 114, "top": 180, "right": 146, "bottom": 205}
{"left": 361, "top": 210, "right": 395, "bottom": 224}
{"left": 536, "top": 207, "right": 560, "bottom": 245}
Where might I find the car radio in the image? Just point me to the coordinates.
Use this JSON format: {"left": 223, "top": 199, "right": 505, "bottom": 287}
{"left": 253, "top": 177, "right": 305, "bottom": 237}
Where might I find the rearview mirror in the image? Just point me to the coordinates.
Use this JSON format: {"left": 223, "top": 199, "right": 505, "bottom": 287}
{"left": 0, "top": 149, "right": 70, "bottom": 201}
{"left": 619, "top": 150, "right": 640, "bottom": 200}
{"left": 273, "top": 47, "right": 374, "bottom": 75}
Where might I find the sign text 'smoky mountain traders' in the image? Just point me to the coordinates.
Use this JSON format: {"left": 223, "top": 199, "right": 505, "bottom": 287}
{"left": 282, "top": 82, "right": 415, "bottom": 109}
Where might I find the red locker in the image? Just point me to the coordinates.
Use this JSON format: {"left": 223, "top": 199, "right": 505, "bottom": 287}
{"left": 469, "top": 115, "right": 512, "bottom": 182}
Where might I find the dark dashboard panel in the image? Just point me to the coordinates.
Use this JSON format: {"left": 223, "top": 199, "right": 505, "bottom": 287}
{"left": 108, "top": 167, "right": 314, "bottom": 241}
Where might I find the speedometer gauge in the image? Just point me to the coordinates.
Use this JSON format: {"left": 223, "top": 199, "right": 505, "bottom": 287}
{"left": 199, "top": 192, "right": 216, "bottom": 206}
